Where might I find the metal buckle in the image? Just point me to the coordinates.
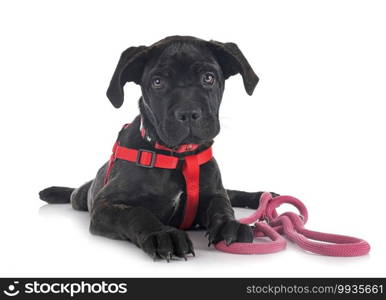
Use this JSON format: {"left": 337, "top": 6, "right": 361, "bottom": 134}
{"left": 258, "top": 214, "right": 270, "bottom": 224}
{"left": 136, "top": 149, "right": 156, "bottom": 168}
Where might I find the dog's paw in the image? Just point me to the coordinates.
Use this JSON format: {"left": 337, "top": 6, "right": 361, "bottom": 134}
{"left": 138, "top": 227, "right": 195, "bottom": 262}
{"left": 206, "top": 219, "right": 253, "bottom": 247}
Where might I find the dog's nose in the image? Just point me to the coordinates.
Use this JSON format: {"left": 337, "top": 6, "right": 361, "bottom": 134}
{"left": 174, "top": 108, "right": 202, "bottom": 122}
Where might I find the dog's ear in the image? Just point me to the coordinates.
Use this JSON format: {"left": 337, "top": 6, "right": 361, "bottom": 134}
{"left": 208, "top": 41, "right": 259, "bottom": 95}
{"left": 106, "top": 46, "right": 148, "bottom": 108}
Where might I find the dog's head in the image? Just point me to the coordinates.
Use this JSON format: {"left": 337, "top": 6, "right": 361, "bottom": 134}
{"left": 107, "top": 36, "right": 258, "bottom": 148}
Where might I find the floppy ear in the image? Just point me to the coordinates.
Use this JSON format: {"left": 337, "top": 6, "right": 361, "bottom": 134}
{"left": 208, "top": 41, "right": 259, "bottom": 95}
{"left": 106, "top": 45, "right": 147, "bottom": 108}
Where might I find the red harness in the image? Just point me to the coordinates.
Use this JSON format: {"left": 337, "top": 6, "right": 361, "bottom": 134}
{"left": 103, "top": 124, "right": 213, "bottom": 229}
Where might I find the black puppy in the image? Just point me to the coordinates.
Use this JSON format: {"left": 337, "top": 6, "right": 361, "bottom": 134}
{"left": 40, "top": 36, "right": 271, "bottom": 261}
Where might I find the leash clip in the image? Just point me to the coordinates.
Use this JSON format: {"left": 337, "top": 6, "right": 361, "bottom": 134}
{"left": 262, "top": 216, "right": 270, "bottom": 224}
{"left": 258, "top": 214, "right": 270, "bottom": 224}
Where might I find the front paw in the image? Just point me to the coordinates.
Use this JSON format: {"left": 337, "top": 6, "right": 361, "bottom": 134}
{"left": 137, "top": 227, "right": 195, "bottom": 262}
{"left": 206, "top": 219, "right": 253, "bottom": 246}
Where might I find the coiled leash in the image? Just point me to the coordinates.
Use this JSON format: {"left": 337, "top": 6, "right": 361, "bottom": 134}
{"left": 215, "top": 192, "right": 371, "bottom": 257}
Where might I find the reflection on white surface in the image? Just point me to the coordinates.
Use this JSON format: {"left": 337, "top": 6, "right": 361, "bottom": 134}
{"left": 0, "top": 200, "right": 375, "bottom": 278}
{"left": 38, "top": 203, "right": 212, "bottom": 251}
{"left": 39, "top": 204, "right": 89, "bottom": 228}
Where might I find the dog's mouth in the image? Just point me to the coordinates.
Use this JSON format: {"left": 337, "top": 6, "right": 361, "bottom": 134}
{"left": 157, "top": 117, "right": 220, "bottom": 148}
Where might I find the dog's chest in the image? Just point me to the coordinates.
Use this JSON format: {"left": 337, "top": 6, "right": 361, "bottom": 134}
{"left": 111, "top": 163, "right": 186, "bottom": 217}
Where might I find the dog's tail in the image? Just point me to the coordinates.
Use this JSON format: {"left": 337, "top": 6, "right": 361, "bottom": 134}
{"left": 39, "top": 186, "right": 74, "bottom": 204}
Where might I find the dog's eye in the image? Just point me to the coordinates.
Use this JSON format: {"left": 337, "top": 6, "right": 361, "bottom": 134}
{"left": 202, "top": 73, "right": 215, "bottom": 85}
{"left": 152, "top": 77, "right": 164, "bottom": 89}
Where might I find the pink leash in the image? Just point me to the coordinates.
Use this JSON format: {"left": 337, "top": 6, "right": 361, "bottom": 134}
{"left": 215, "top": 192, "right": 370, "bottom": 257}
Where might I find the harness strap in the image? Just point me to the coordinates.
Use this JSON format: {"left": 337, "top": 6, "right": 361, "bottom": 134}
{"left": 215, "top": 192, "right": 371, "bottom": 257}
{"left": 103, "top": 133, "right": 213, "bottom": 230}
{"left": 180, "top": 155, "right": 200, "bottom": 229}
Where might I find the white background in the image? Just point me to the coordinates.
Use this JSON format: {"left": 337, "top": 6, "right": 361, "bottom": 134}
{"left": 1, "top": 0, "right": 385, "bottom": 277}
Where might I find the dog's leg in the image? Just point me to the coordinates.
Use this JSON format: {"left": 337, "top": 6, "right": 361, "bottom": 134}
{"left": 89, "top": 198, "right": 194, "bottom": 261}
{"left": 226, "top": 190, "right": 280, "bottom": 208}
{"left": 203, "top": 194, "right": 254, "bottom": 246}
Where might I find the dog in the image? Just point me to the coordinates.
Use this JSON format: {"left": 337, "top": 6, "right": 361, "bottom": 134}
{"left": 39, "top": 36, "right": 276, "bottom": 261}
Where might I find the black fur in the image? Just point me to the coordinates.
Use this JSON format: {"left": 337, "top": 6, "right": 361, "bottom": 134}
{"left": 39, "top": 186, "right": 74, "bottom": 204}
{"left": 40, "top": 36, "right": 272, "bottom": 261}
